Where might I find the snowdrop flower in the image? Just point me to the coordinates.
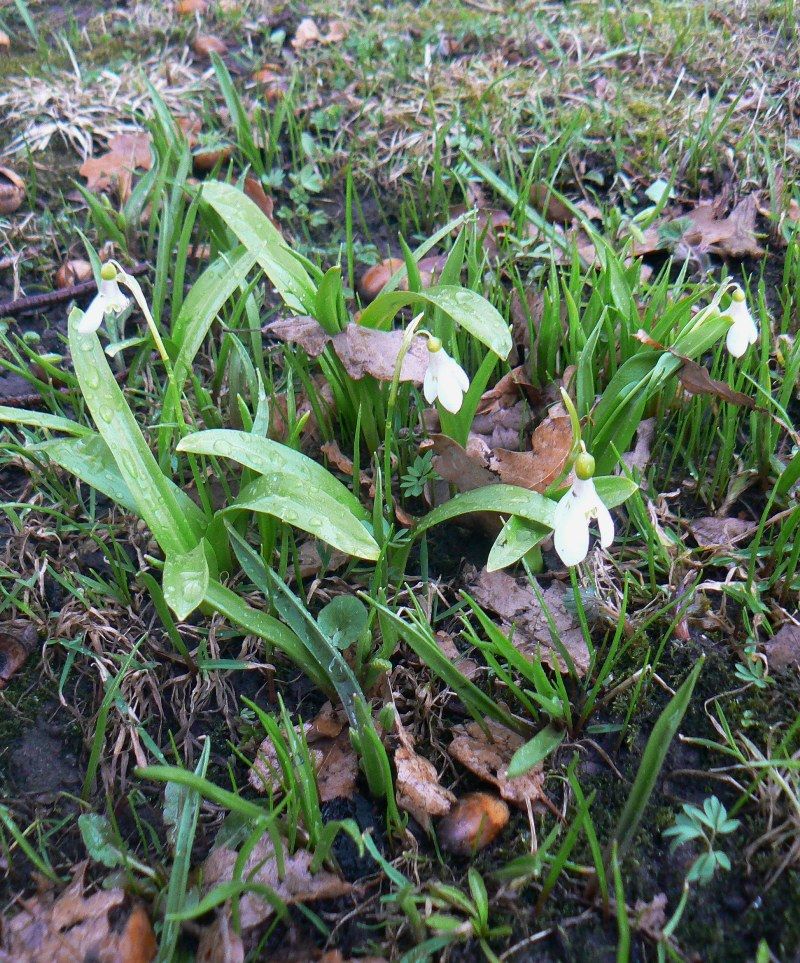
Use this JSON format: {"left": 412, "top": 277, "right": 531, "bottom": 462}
{"left": 553, "top": 450, "right": 614, "bottom": 567}
{"left": 76, "top": 263, "right": 129, "bottom": 334}
{"left": 724, "top": 286, "right": 758, "bottom": 358}
{"left": 423, "top": 337, "right": 469, "bottom": 413}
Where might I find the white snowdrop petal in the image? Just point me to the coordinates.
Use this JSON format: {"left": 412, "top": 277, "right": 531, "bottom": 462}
{"left": 595, "top": 499, "right": 615, "bottom": 548}
{"left": 450, "top": 358, "right": 470, "bottom": 392}
{"left": 554, "top": 512, "right": 590, "bottom": 567}
{"left": 437, "top": 374, "right": 463, "bottom": 413}
{"left": 76, "top": 296, "right": 106, "bottom": 334}
{"left": 423, "top": 368, "right": 438, "bottom": 404}
{"left": 726, "top": 322, "right": 749, "bottom": 358}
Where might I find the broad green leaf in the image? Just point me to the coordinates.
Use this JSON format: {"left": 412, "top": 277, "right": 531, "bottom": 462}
{"left": 226, "top": 474, "right": 379, "bottom": 560}
{"left": 203, "top": 578, "right": 328, "bottom": 690}
{"left": 487, "top": 515, "right": 547, "bottom": 571}
{"left": 163, "top": 541, "right": 210, "bottom": 621}
{"left": 0, "top": 406, "right": 91, "bottom": 436}
{"left": 33, "top": 434, "right": 207, "bottom": 530}
{"left": 33, "top": 434, "right": 139, "bottom": 512}
{"left": 507, "top": 725, "right": 565, "bottom": 778}
{"left": 170, "top": 246, "right": 258, "bottom": 392}
{"left": 594, "top": 476, "right": 638, "bottom": 508}
{"left": 199, "top": 181, "right": 316, "bottom": 313}
{"left": 176, "top": 429, "right": 367, "bottom": 519}
{"left": 416, "top": 484, "right": 557, "bottom": 535}
{"left": 69, "top": 309, "right": 203, "bottom": 555}
{"left": 358, "top": 285, "right": 512, "bottom": 359}
{"left": 78, "top": 814, "right": 126, "bottom": 869}
{"left": 318, "top": 596, "right": 368, "bottom": 648}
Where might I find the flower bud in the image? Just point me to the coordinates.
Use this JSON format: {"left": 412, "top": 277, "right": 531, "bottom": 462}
{"left": 574, "top": 451, "right": 596, "bottom": 480}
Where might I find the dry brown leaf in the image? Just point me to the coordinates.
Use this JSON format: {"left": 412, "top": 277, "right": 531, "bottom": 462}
{"left": 622, "top": 417, "right": 655, "bottom": 474}
{"left": 689, "top": 516, "right": 756, "bottom": 548}
{"left": 395, "top": 745, "right": 455, "bottom": 830}
{"left": 264, "top": 318, "right": 429, "bottom": 384}
{"left": 448, "top": 719, "right": 546, "bottom": 809}
{"left": 529, "top": 183, "right": 574, "bottom": 224}
{"left": 435, "top": 631, "right": 479, "bottom": 680}
{"left": 0, "top": 621, "right": 37, "bottom": 689}
{"left": 764, "top": 622, "right": 800, "bottom": 671}
{"left": 0, "top": 863, "right": 156, "bottom": 963}
{"left": 428, "top": 433, "right": 497, "bottom": 492}
{"left": 196, "top": 915, "right": 244, "bottom": 963}
{"left": 437, "top": 791, "right": 509, "bottom": 855}
{"left": 683, "top": 194, "right": 763, "bottom": 258}
{"left": 678, "top": 359, "right": 756, "bottom": 408}
{"left": 465, "top": 568, "right": 590, "bottom": 675}
{"left": 291, "top": 17, "right": 322, "bottom": 50}
{"left": 0, "top": 166, "right": 25, "bottom": 215}
{"left": 297, "top": 540, "right": 348, "bottom": 579}
{"left": 634, "top": 893, "right": 668, "bottom": 941}
{"left": 79, "top": 131, "right": 152, "bottom": 197}
{"left": 322, "top": 20, "right": 349, "bottom": 43}
{"left": 489, "top": 415, "right": 572, "bottom": 493}
{"left": 249, "top": 706, "right": 357, "bottom": 802}
{"left": 470, "top": 402, "right": 527, "bottom": 451}
{"left": 474, "top": 366, "right": 534, "bottom": 416}
{"left": 55, "top": 258, "right": 93, "bottom": 288}
{"left": 201, "top": 840, "right": 350, "bottom": 929}
{"left": 0, "top": 31, "right": 10, "bottom": 53}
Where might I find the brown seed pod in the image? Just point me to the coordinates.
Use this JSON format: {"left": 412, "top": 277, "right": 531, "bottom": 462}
{"left": 358, "top": 258, "right": 405, "bottom": 302}
{"left": 437, "top": 792, "right": 509, "bottom": 855}
{"left": 0, "top": 166, "right": 25, "bottom": 215}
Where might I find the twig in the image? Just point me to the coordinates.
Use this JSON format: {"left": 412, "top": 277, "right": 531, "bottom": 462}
{"left": 0, "top": 262, "right": 147, "bottom": 318}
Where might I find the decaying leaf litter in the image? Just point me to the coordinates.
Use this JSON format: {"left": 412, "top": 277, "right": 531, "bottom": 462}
{"left": 0, "top": 0, "right": 799, "bottom": 961}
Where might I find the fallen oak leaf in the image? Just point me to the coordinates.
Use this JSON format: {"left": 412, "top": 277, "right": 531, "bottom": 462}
{"left": 0, "top": 862, "right": 156, "bottom": 963}
{"left": 465, "top": 568, "right": 590, "bottom": 676}
{"left": 683, "top": 194, "right": 764, "bottom": 259}
{"left": 243, "top": 176, "right": 277, "bottom": 226}
{"left": 448, "top": 719, "right": 548, "bottom": 810}
{"left": 201, "top": 840, "right": 351, "bottom": 930}
{"left": 263, "top": 318, "right": 429, "bottom": 383}
{"left": 394, "top": 745, "right": 455, "bottom": 831}
{"left": 79, "top": 131, "right": 152, "bottom": 196}
{"left": 689, "top": 516, "right": 756, "bottom": 548}
{"left": 678, "top": 358, "right": 756, "bottom": 409}
{"left": 763, "top": 622, "right": 800, "bottom": 672}
{"left": 489, "top": 415, "right": 573, "bottom": 493}
{"left": 291, "top": 17, "right": 321, "bottom": 50}
{"left": 55, "top": 259, "right": 93, "bottom": 288}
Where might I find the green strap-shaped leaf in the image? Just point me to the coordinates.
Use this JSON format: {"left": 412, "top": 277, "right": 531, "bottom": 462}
{"left": 417, "top": 484, "right": 557, "bottom": 535}
{"left": 163, "top": 541, "right": 210, "bottom": 621}
{"left": 176, "top": 429, "right": 367, "bottom": 519}
{"left": 225, "top": 474, "right": 378, "bottom": 560}
{"left": 487, "top": 516, "right": 547, "bottom": 572}
{"left": 199, "top": 181, "right": 316, "bottom": 313}
{"left": 69, "top": 309, "right": 203, "bottom": 555}
{"left": 0, "top": 406, "right": 92, "bottom": 436}
{"left": 358, "top": 285, "right": 512, "bottom": 359}
{"left": 508, "top": 725, "right": 566, "bottom": 778}
{"left": 33, "top": 433, "right": 208, "bottom": 530}
{"left": 170, "top": 246, "right": 258, "bottom": 392}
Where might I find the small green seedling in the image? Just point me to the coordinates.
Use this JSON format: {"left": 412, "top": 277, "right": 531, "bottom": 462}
{"left": 663, "top": 796, "right": 740, "bottom": 885}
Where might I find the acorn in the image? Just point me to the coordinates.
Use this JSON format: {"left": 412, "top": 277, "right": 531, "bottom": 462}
{"left": 55, "top": 259, "right": 93, "bottom": 288}
{"left": 358, "top": 258, "right": 404, "bottom": 302}
{"left": 192, "top": 35, "right": 228, "bottom": 57}
{"left": 437, "top": 792, "right": 509, "bottom": 855}
{"left": 192, "top": 145, "right": 233, "bottom": 173}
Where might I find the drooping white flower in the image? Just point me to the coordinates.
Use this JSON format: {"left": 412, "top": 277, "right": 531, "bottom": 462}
{"left": 724, "top": 287, "right": 758, "bottom": 358}
{"left": 423, "top": 337, "right": 470, "bottom": 414}
{"left": 552, "top": 452, "right": 614, "bottom": 567}
{"left": 76, "top": 263, "right": 130, "bottom": 334}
